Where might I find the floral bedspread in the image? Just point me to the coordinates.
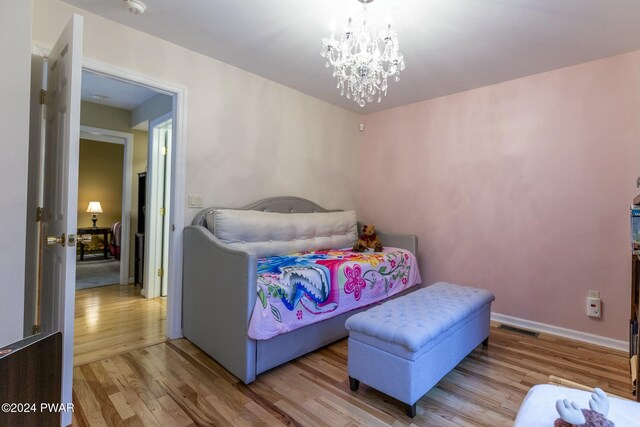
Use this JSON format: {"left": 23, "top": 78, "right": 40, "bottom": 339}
{"left": 248, "top": 247, "right": 422, "bottom": 340}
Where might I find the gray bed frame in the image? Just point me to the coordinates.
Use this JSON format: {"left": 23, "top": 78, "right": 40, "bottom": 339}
{"left": 182, "top": 196, "right": 419, "bottom": 384}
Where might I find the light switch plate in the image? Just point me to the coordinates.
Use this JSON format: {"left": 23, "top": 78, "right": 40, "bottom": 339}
{"left": 188, "top": 194, "right": 203, "bottom": 208}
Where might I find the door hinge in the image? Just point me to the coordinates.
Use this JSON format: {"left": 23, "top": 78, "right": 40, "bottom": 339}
{"left": 32, "top": 324, "right": 40, "bottom": 335}
{"left": 157, "top": 268, "right": 164, "bottom": 278}
{"left": 160, "top": 207, "right": 166, "bottom": 216}
{"left": 36, "top": 207, "right": 43, "bottom": 222}
{"left": 161, "top": 146, "right": 167, "bottom": 156}
{"left": 39, "top": 89, "right": 47, "bottom": 105}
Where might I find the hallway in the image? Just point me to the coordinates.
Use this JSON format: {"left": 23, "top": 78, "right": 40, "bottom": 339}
{"left": 74, "top": 284, "right": 166, "bottom": 366}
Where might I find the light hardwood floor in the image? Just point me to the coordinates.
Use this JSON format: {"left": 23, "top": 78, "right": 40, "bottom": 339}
{"left": 74, "top": 284, "right": 166, "bottom": 366}
{"left": 72, "top": 288, "right": 633, "bottom": 427}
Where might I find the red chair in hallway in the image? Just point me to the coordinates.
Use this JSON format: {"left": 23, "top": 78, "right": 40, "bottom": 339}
{"left": 109, "top": 221, "right": 121, "bottom": 260}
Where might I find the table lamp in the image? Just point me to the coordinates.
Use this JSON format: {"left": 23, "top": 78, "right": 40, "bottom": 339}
{"left": 86, "top": 201, "right": 103, "bottom": 228}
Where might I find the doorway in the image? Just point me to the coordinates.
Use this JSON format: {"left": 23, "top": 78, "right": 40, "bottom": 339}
{"left": 80, "top": 60, "right": 185, "bottom": 341}
{"left": 77, "top": 125, "right": 133, "bottom": 287}
{"left": 72, "top": 69, "right": 174, "bottom": 364}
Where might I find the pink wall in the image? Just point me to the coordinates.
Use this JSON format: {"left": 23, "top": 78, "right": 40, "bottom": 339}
{"left": 360, "top": 51, "right": 640, "bottom": 341}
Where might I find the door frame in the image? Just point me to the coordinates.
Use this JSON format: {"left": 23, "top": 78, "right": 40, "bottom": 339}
{"left": 79, "top": 125, "right": 133, "bottom": 286}
{"left": 82, "top": 58, "right": 187, "bottom": 340}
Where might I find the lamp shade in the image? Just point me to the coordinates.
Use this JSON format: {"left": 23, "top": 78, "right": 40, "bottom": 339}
{"left": 86, "top": 201, "right": 103, "bottom": 214}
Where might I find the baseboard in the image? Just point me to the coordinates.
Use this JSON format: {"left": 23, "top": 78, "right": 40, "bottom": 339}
{"left": 491, "top": 312, "right": 628, "bottom": 352}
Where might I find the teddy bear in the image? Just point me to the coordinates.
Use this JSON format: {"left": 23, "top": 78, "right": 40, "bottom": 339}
{"left": 554, "top": 388, "right": 614, "bottom": 427}
{"left": 352, "top": 224, "right": 383, "bottom": 252}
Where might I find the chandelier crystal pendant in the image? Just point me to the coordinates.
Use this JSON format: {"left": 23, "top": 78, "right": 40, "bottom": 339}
{"left": 321, "top": 0, "right": 405, "bottom": 107}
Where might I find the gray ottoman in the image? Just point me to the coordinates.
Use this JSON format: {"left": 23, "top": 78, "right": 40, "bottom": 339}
{"left": 345, "top": 282, "right": 495, "bottom": 417}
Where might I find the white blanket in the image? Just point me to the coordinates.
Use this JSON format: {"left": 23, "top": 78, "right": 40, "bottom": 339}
{"left": 514, "top": 384, "right": 640, "bottom": 427}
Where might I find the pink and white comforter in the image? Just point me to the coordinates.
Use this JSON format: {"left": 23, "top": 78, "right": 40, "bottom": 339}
{"left": 248, "top": 247, "right": 422, "bottom": 340}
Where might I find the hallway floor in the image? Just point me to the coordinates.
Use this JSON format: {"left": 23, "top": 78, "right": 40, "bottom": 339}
{"left": 74, "top": 284, "right": 166, "bottom": 366}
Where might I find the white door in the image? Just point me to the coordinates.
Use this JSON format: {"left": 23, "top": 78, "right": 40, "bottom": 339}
{"left": 144, "top": 114, "right": 172, "bottom": 298}
{"left": 40, "top": 14, "right": 83, "bottom": 427}
{"left": 160, "top": 122, "right": 172, "bottom": 297}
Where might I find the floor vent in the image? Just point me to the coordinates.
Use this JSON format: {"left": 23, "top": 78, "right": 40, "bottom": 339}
{"left": 497, "top": 324, "right": 540, "bottom": 337}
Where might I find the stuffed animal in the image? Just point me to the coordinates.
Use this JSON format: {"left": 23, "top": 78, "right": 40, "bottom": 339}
{"left": 554, "top": 388, "right": 614, "bottom": 427}
{"left": 352, "top": 224, "right": 383, "bottom": 252}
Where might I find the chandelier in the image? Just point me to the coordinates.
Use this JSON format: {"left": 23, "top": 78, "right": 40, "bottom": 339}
{"left": 321, "top": 0, "right": 405, "bottom": 107}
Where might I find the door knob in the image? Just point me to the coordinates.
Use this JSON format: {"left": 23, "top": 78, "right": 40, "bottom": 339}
{"left": 46, "top": 233, "right": 66, "bottom": 247}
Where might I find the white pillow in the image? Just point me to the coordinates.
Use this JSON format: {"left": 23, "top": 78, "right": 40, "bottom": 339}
{"left": 206, "top": 209, "right": 358, "bottom": 258}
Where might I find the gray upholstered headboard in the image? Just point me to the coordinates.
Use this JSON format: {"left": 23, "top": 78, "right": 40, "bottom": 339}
{"left": 191, "top": 196, "right": 342, "bottom": 227}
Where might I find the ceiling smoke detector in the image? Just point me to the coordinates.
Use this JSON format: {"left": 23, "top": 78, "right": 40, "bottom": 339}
{"left": 123, "top": 0, "right": 146, "bottom": 15}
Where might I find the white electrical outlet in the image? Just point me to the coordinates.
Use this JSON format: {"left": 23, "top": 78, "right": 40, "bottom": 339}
{"left": 586, "top": 290, "right": 601, "bottom": 318}
{"left": 188, "top": 194, "right": 203, "bottom": 208}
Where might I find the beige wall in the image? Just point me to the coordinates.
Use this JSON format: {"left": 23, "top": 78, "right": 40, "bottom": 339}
{"left": 33, "top": 0, "right": 362, "bottom": 232}
{"left": 78, "top": 139, "right": 124, "bottom": 231}
{"left": 0, "top": 0, "right": 31, "bottom": 347}
{"left": 80, "top": 101, "right": 148, "bottom": 279}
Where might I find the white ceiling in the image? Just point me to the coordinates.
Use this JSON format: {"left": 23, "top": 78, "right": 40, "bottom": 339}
{"left": 64, "top": 0, "right": 640, "bottom": 114}
{"left": 81, "top": 70, "right": 157, "bottom": 110}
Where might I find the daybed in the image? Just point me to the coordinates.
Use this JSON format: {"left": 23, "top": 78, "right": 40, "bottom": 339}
{"left": 182, "top": 196, "right": 421, "bottom": 384}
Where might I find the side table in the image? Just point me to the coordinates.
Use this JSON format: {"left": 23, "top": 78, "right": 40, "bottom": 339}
{"left": 77, "top": 226, "right": 110, "bottom": 261}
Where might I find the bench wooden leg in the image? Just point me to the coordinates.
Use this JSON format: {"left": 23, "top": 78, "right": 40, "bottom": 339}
{"left": 405, "top": 403, "right": 416, "bottom": 418}
{"left": 482, "top": 337, "right": 489, "bottom": 347}
{"left": 349, "top": 376, "right": 359, "bottom": 391}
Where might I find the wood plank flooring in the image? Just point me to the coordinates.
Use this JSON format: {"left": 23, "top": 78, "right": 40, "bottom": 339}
{"left": 72, "top": 316, "right": 633, "bottom": 426}
{"left": 74, "top": 284, "right": 167, "bottom": 366}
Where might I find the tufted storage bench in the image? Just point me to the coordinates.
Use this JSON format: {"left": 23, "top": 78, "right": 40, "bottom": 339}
{"left": 345, "top": 282, "right": 495, "bottom": 417}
